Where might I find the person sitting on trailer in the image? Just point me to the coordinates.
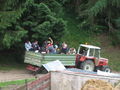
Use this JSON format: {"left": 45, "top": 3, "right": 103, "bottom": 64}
{"left": 61, "top": 42, "right": 68, "bottom": 54}
{"left": 41, "top": 40, "right": 48, "bottom": 54}
{"left": 32, "top": 40, "right": 41, "bottom": 53}
{"left": 46, "top": 37, "right": 56, "bottom": 54}
{"left": 25, "top": 40, "right": 33, "bottom": 51}
{"left": 68, "top": 48, "right": 76, "bottom": 55}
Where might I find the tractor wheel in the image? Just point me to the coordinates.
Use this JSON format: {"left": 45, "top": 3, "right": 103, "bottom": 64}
{"left": 81, "top": 60, "right": 95, "bottom": 71}
{"left": 101, "top": 66, "right": 111, "bottom": 73}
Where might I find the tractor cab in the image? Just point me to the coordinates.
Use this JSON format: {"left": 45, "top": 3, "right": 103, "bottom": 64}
{"left": 78, "top": 44, "right": 101, "bottom": 59}
{"left": 76, "top": 44, "right": 111, "bottom": 72}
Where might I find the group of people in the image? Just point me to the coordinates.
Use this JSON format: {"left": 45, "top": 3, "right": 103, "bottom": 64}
{"left": 25, "top": 40, "right": 40, "bottom": 53}
{"left": 25, "top": 37, "right": 76, "bottom": 55}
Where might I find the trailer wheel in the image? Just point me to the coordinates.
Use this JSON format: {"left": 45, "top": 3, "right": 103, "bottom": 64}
{"left": 101, "top": 66, "right": 111, "bottom": 73}
{"left": 40, "top": 66, "right": 48, "bottom": 74}
{"left": 81, "top": 60, "right": 95, "bottom": 71}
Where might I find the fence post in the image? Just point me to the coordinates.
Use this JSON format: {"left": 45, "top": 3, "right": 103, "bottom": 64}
{"left": 25, "top": 79, "right": 28, "bottom": 90}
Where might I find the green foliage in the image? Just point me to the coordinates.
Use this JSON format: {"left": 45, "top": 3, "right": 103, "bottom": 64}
{"left": 21, "top": 1, "right": 66, "bottom": 42}
{"left": 56, "top": 0, "right": 70, "bottom": 5}
{"left": 61, "top": 11, "right": 99, "bottom": 48}
{"left": 68, "top": 0, "right": 120, "bottom": 45}
{"left": 112, "top": 0, "right": 120, "bottom": 7}
{"left": 0, "top": 0, "right": 28, "bottom": 49}
{"left": 51, "top": 19, "right": 66, "bottom": 41}
{"left": 115, "top": 17, "right": 120, "bottom": 28}
{"left": 33, "top": 21, "right": 51, "bottom": 39}
{"left": 0, "top": 0, "right": 26, "bottom": 10}
{"left": 78, "top": 20, "right": 90, "bottom": 30}
{"left": 88, "top": 0, "right": 107, "bottom": 17}
{"left": 45, "top": 0, "right": 64, "bottom": 17}
{"left": 0, "top": 9, "right": 27, "bottom": 48}
{"left": 60, "top": 0, "right": 120, "bottom": 47}
{"left": 0, "top": 0, "right": 66, "bottom": 49}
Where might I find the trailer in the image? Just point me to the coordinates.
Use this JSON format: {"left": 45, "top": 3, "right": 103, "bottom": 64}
{"left": 24, "top": 51, "right": 76, "bottom": 72}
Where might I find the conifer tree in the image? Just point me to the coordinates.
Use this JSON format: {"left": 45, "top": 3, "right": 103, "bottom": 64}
{"left": 0, "top": 0, "right": 27, "bottom": 49}
{"left": 0, "top": 0, "right": 66, "bottom": 49}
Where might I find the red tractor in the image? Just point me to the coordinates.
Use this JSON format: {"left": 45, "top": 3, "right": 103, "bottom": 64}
{"left": 76, "top": 44, "right": 111, "bottom": 72}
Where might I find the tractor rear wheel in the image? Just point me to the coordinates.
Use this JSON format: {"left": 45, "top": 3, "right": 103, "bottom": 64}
{"left": 81, "top": 60, "right": 95, "bottom": 71}
{"left": 101, "top": 66, "right": 111, "bottom": 73}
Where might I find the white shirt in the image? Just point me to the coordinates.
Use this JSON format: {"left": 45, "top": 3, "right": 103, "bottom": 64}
{"left": 25, "top": 42, "right": 32, "bottom": 51}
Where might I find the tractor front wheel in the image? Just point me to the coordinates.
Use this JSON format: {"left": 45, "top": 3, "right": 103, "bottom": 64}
{"left": 101, "top": 66, "right": 111, "bottom": 73}
{"left": 81, "top": 60, "right": 95, "bottom": 71}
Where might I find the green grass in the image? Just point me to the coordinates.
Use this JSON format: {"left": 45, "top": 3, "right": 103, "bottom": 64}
{"left": 0, "top": 52, "right": 26, "bottom": 70}
{"left": 0, "top": 59, "right": 25, "bottom": 70}
{"left": 0, "top": 64, "right": 25, "bottom": 70}
{"left": 102, "top": 51, "right": 120, "bottom": 71}
{"left": 101, "top": 46, "right": 120, "bottom": 71}
{"left": 96, "top": 35, "right": 120, "bottom": 72}
{"left": 0, "top": 78, "right": 35, "bottom": 87}
{"left": 61, "top": 10, "right": 100, "bottom": 49}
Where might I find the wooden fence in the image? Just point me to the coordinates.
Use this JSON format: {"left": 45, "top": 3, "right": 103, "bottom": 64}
{"left": 16, "top": 73, "right": 51, "bottom": 90}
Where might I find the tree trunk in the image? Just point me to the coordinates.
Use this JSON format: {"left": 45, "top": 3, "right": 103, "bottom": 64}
{"left": 75, "top": 0, "right": 81, "bottom": 13}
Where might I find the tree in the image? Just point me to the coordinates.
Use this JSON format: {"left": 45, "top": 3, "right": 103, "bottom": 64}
{"left": 81, "top": 0, "right": 120, "bottom": 45}
{"left": 0, "top": 0, "right": 66, "bottom": 49}
{"left": 62, "top": 0, "right": 120, "bottom": 45}
{"left": 20, "top": 1, "right": 66, "bottom": 43}
{"left": 0, "top": 0, "right": 27, "bottom": 49}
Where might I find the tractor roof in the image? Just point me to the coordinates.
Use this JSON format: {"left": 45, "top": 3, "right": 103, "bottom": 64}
{"left": 80, "top": 44, "right": 101, "bottom": 49}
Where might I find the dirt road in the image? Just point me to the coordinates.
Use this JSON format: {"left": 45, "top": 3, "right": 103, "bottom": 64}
{"left": 0, "top": 69, "right": 36, "bottom": 82}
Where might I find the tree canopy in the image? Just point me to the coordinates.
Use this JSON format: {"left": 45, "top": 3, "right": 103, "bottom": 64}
{"left": 0, "top": 0, "right": 120, "bottom": 49}
{"left": 63, "top": 0, "right": 120, "bottom": 46}
{"left": 0, "top": 0, "right": 66, "bottom": 49}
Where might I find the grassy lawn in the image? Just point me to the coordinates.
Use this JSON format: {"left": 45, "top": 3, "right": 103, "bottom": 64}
{"left": 0, "top": 78, "right": 35, "bottom": 87}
